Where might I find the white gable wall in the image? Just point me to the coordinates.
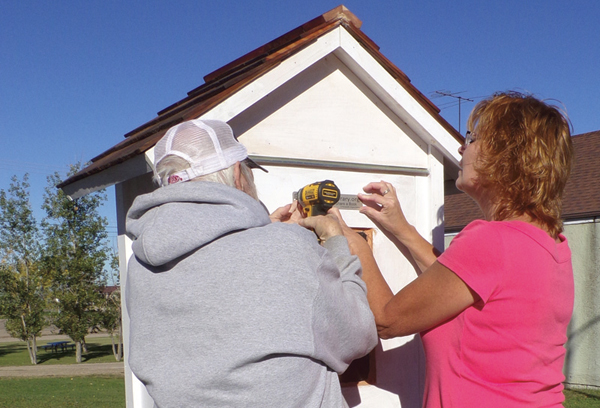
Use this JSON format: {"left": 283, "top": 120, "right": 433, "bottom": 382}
{"left": 223, "top": 53, "right": 446, "bottom": 404}
{"left": 200, "top": 26, "right": 460, "bottom": 168}
{"left": 233, "top": 54, "right": 429, "bottom": 168}
{"left": 334, "top": 28, "right": 460, "bottom": 166}
{"left": 113, "top": 23, "right": 458, "bottom": 408}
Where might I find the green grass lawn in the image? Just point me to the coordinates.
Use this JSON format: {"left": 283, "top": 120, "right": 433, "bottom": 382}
{"left": 0, "top": 338, "right": 125, "bottom": 407}
{"left": 565, "top": 388, "right": 600, "bottom": 408}
{"left": 0, "top": 337, "right": 120, "bottom": 366}
{"left": 2, "top": 339, "right": 599, "bottom": 407}
{"left": 0, "top": 378, "right": 596, "bottom": 408}
{"left": 0, "top": 375, "right": 125, "bottom": 408}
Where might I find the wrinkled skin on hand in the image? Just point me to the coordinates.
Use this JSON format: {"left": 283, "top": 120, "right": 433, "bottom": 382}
{"left": 358, "top": 181, "right": 412, "bottom": 240}
{"left": 269, "top": 201, "right": 305, "bottom": 224}
{"left": 298, "top": 211, "right": 344, "bottom": 243}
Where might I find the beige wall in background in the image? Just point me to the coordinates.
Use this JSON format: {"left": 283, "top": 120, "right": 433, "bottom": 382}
{"left": 563, "top": 221, "right": 600, "bottom": 389}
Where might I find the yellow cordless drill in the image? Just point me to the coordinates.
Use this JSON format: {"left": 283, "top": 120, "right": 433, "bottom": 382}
{"left": 295, "top": 180, "right": 341, "bottom": 217}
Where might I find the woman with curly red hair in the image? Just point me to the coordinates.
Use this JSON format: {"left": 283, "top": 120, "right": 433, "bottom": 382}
{"left": 329, "top": 92, "right": 574, "bottom": 407}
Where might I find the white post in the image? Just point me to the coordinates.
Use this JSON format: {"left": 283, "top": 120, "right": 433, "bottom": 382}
{"left": 115, "top": 179, "right": 156, "bottom": 408}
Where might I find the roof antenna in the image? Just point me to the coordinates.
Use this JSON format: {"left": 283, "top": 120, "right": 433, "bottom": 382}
{"left": 432, "top": 91, "right": 474, "bottom": 134}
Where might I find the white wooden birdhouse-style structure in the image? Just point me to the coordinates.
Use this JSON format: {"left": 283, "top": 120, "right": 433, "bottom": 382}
{"left": 60, "top": 5, "right": 462, "bottom": 407}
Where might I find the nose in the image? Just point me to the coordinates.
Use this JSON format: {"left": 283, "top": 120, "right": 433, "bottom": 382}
{"left": 458, "top": 144, "right": 465, "bottom": 156}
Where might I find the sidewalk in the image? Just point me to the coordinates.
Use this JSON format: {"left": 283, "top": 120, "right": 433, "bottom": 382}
{"left": 0, "top": 362, "right": 124, "bottom": 378}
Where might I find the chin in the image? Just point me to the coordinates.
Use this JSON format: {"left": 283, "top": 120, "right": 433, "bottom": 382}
{"left": 455, "top": 178, "right": 477, "bottom": 198}
{"left": 455, "top": 177, "right": 466, "bottom": 193}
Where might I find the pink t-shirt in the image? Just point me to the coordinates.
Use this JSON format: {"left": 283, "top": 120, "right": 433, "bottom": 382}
{"left": 423, "top": 220, "right": 573, "bottom": 408}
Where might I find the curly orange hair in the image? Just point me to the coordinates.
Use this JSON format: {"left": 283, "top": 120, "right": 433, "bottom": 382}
{"left": 467, "top": 91, "right": 573, "bottom": 237}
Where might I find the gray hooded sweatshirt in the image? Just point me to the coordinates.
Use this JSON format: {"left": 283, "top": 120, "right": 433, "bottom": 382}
{"left": 126, "top": 181, "right": 377, "bottom": 408}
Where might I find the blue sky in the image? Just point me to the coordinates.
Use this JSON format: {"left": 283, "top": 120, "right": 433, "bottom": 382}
{"left": 1, "top": 0, "right": 599, "bottom": 246}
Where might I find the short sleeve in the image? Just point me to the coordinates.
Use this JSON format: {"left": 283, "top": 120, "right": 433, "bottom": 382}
{"left": 438, "top": 220, "right": 505, "bottom": 303}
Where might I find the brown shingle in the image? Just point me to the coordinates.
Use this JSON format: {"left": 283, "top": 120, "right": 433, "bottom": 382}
{"left": 562, "top": 131, "right": 600, "bottom": 220}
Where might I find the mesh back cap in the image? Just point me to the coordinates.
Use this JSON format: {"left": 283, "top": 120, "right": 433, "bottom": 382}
{"left": 154, "top": 119, "right": 261, "bottom": 184}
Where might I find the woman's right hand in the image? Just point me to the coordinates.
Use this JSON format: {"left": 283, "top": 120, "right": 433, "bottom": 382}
{"left": 358, "top": 181, "right": 412, "bottom": 241}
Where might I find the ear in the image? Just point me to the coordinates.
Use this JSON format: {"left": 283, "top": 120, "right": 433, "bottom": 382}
{"left": 233, "top": 161, "right": 243, "bottom": 191}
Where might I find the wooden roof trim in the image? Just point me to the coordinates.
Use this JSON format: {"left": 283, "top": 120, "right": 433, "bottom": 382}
{"left": 59, "top": 6, "right": 462, "bottom": 189}
{"left": 201, "top": 20, "right": 325, "bottom": 85}
{"left": 564, "top": 211, "right": 600, "bottom": 221}
{"left": 121, "top": 61, "right": 268, "bottom": 142}
{"left": 118, "top": 19, "right": 345, "bottom": 142}
{"left": 58, "top": 54, "right": 301, "bottom": 187}
{"left": 74, "top": 27, "right": 331, "bottom": 182}
{"left": 56, "top": 134, "right": 161, "bottom": 190}
{"left": 93, "top": 8, "right": 459, "bottom": 165}
{"left": 155, "top": 20, "right": 341, "bottom": 121}
{"left": 142, "top": 7, "right": 359, "bottom": 124}
{"left": 341, "top": 22, "right": 462, "bottom": 143}
{"left": 157, "top": 58, "right": 268, "bottom": 117}
{"left": 203, "top": 5, "right": 361, "bottom": 85}
{"left": 98, "top": 19, "right": 348, "bottom": 164}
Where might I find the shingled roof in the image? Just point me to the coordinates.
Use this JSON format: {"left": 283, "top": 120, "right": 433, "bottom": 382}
{"left": 444, "top": 130, "right": 600, "bottom": 232}
{"left": 58, "top": 5, "right": 461, "bottom": 191}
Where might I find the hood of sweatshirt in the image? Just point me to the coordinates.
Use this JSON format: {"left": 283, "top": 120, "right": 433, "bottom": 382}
{"left": 126, "top": 181, "right": 271, "bottom": 268}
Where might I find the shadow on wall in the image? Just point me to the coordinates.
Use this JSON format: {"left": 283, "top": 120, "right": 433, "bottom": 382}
{"left": 565, "top": 314, "right": 600, "bottom": 383}
{"left": 343, "top": 211, "right": 438, "bottom": 406}
{"left": 343, "top": 335, "right": 426, "bottom": 408}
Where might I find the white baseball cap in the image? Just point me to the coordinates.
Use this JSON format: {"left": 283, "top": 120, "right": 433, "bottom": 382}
{"left": 154, "top": 119, "right": 267, "bottom": 185}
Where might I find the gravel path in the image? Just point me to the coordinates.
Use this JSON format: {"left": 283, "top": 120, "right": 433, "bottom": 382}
{"left": 0, "top": 362, "right": 124, "bottom": 378}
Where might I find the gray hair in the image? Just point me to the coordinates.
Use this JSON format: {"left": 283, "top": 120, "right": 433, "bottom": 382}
{"left": 154, "top": 155, "right": 258, "bottom": 201}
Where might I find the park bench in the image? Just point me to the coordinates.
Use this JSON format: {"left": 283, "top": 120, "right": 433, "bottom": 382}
{"left": 40, "top": 341, "right": 75, "bottom": 352}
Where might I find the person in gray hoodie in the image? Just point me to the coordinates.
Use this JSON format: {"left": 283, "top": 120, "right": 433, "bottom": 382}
{"left": 125, "top": 118, "right": 378, "bottom": 408}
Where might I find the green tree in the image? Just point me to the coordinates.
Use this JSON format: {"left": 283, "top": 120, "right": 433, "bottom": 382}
{"left": 0, "top": 174, "right": 46, "bottom": 364}
{"left": 41, "top": 165, "right": 111, "bottom": 363}
{"left": 96, "top": 251, "right": 123, "bottom": 361}
{"left": 98, "top": 289, "right": 123, "bottom": 361}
